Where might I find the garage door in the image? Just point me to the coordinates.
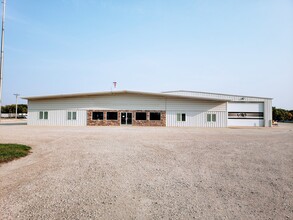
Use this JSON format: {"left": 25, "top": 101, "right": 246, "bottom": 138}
{"left": 227, "top": 102, "right": 264, "bottom": 127}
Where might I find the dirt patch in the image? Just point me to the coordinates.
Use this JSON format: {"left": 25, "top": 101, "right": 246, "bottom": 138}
{"left": 0, "top": 124, "right": 292, "bottom": 219}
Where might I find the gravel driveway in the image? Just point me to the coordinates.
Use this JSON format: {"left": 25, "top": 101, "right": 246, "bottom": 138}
{"left": 0, "top": 124, "right": 292, "bottom": 219}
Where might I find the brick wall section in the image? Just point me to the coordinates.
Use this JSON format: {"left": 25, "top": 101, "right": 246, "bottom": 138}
{"left": 87, "top": 110, "right": 166, "bottom": 127}
{"left": 87, "top": 110, "right": 120, "bottom": 126}
{"left": 132, "top": 110, "right": 166, "bottom": 127}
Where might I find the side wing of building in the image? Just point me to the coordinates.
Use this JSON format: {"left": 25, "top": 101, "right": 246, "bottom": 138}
{"left": 163, "top": 91, "right": 272, "bottom": 127}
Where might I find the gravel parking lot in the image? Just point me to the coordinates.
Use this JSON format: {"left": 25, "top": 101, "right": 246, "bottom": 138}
{"left": 0, "top": 123, "right": 292, "bottom": 219}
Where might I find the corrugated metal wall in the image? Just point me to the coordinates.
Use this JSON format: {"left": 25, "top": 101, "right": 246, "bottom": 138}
{"left": 166, "top": 111, "right": 227, "bottom": 127}
{"left": 28, "top": 109, "right": 87, "bottom": 126}
{"left": 264, "top": 99, "right": 272, "bottom": 127}
{"left": 28, "top": 95, "right": 166, "bottom": 111}
{"left": 166, "top": 98, "right": 226, "bottom": 111}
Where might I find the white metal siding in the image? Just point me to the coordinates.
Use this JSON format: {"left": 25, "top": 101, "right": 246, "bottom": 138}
{"left": 164, "top": 91, "right": 272, "bottom": 127}
{"left": 28, "top": 110, "right": 87, "bottom": 126}
{"left": 166, "top": 111, "right": 227, "bottom": 127}
{"left": 227, "top": 102, "right": 264, "bottom": 112}
{"left": 165, "top": 98, "right": 227, "bottom": 127}
{"left": 28, "top": 94, "right": 228, "bottom": 127}
{"left": 166, "top": 98, "right": 226, "bottom": 111}
{"left": 28, "top": 95, "right": 166, "bottom": 111}
{"left": 264, "top": 100, "right": 272, "bottom": 127}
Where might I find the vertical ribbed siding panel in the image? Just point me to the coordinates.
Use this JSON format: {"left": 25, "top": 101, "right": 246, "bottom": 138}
{"left": 166, "top": 111, "right": 227, "bottom": 127}
{"left": 166, "top": 111, "right": 196, "bottom": 127}
{"left": 28, "top": 110, "right": 87, "bottom": 126}
{"left": 196, "top": 111, "right": 227, "bottom": 128}
{"left": 166, "top": 98, "right": 226, "bottom": 111}
{"left": 264, "top": 100, "right": 272, "bottom": 127}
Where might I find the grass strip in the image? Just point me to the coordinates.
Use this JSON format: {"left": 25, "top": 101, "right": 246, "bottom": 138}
{"left": 0, "top": 144, "right": 31, "bottom": 163}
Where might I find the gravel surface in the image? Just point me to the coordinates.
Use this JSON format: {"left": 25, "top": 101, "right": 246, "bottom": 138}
{"left": 0, "top": 124, "right": 292, "bottom": 219}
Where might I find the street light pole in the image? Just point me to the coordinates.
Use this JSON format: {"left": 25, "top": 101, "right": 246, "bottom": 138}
{"left": 0, "top": 0, "right": 6, "bottom": 121}
{"left": 13, "top": 93, "right": 20, "bottom": 119}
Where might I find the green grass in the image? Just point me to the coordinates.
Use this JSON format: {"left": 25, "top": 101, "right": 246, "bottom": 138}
{"left": 0, "top": 144, "right": 31, "bottom": 163}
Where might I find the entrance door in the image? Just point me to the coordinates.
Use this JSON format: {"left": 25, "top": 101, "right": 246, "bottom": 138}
{"left": 121, "top": 112, "right": 132, "bottom": 125}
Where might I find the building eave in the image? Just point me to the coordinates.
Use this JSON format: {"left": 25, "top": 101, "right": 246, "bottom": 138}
{"left": 162, "top": 90, "right": 273, "bottom": 100}
{"left": 22, "top": 90, "right": 230, "bottom": 102}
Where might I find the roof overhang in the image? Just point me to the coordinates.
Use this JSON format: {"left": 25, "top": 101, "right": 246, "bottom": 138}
{"left": 22, "top": 90, "right": 230, "bottom": 102}
{"left": 162, "top": 90, "right": 273, "bottom": 100}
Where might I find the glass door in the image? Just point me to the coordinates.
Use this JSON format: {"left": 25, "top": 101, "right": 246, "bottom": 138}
{"left": 121, "top": 112, "right": 132, "bottom": 125}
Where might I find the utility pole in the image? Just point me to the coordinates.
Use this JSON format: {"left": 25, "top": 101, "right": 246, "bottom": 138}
{"left": 13, "top": 93, "right": 20, "bottom": 119}
{"left": 0, "top": 0, "right": 6, "bottom": 121}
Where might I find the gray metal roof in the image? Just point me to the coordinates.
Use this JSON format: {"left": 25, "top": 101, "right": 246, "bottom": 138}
{"left": 162, "top": 90, "right": 273, "bottom": 100}
{"left": 22, "top": 90, "right": 230, "bottom": 102}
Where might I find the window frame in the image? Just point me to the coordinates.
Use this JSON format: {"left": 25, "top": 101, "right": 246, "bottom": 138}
{"left": 68, "top": 111, "right": 77, "bottom": 120}
{"left": 177, "top": 113, "right": 186, "bottom": 122}
{"left": 207, "top": 113, "right": 216, "bottom": 122}
{"left": 39, "top": 111, "right": 48, "bottom": 120}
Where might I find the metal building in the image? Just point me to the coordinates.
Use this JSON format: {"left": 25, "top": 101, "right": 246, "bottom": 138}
{"left": 23, "top": 90, "right": 272, "bottom": 127}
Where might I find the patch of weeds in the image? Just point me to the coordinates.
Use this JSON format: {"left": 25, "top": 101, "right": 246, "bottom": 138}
{"left": 0, "top": 144, "right": 31, "bottom": 163}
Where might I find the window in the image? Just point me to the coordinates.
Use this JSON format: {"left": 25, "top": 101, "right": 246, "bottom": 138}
{"left": 182, "top": 114, "right": 186, "bottom": 121}
{"left": 39, "top": 111, "right": 48, "bottom": 120}
{"left": 68, "top": 112, "right": 71, "bottom": 120}
{"left": 212, "top": 114, "right": 216, "bottom": 122}
{"left": 72, "top": 112, "right": 77, "bottom": 120}
{"left": 68, "top": 111, "right": 77, "bottom": 120}
{"left": 92, "top": 112, "right": 103, "bottom": 120}
{"left": 177, "top": 113, "right": 186, "bottom": 122}
{"left": 150, "top": 112, "right": 161, "bottom": 120}
{"left": 207, "top": 113, "right": 216, "bottom": 122}
{"left": 39, "top": 111, "right": 43, "bottom": 119}
{"left": 228, "top": 112, "right": 264, "bottom": 119}
{"left": 207, "top": 114, "right": 211, "bottom": 122}
{"left": 136, "top": 112, "right": 146, "bottom": 120}
{"left": 107, "top": 112, "right": 118, "bottom": 120}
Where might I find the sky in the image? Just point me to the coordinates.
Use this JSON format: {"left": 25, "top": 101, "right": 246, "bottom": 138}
{"left": 1, "top": 0, "right": 293, "bottom": 109}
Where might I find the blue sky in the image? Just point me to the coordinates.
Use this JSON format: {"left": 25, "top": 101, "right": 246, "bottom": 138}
{"left": 2, "top": 0, "right": 293, "bottom": 108}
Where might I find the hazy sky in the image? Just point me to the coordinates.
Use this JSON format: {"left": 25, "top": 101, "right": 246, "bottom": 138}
{"left": 2, "top": 0, "right": 293, "bottom": 108}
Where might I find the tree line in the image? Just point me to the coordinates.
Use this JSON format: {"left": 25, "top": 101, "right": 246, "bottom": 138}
{"left": 272, "top": 107, "right": 293, "bottom": 122}
{"left": 1, "top": 104, "right": 28, "bottom": 114}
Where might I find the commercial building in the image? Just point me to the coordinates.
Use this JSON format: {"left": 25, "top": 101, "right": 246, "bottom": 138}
{"left": 23, "top": 90, "right": 272, "bottom": 127}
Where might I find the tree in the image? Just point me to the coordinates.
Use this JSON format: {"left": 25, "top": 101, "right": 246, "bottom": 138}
{"left": 1, "top": 104, "right": 27, "bottom": 113}
{"left": 272, "top": 107, "right": 293, "bottom": 121}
